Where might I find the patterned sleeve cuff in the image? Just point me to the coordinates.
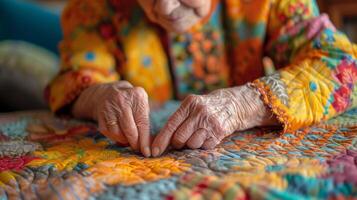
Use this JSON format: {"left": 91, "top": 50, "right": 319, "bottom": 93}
{"left": 251, "top": 80, "right": 298, "bottom": 134}
{"left": 47, "top": 69, "right": 118, "bottom": 113}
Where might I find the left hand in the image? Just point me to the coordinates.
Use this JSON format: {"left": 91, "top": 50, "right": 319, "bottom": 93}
{"left": 151, "top": 85, "right": 278, "bottom": 157}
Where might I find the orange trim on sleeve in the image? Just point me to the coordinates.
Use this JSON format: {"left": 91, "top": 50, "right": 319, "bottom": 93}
{"left": 251, "top": 80, "right": 297, "bottom": 134}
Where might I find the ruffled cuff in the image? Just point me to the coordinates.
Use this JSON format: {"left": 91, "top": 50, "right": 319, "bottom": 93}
{"left": 251, "top": 80, "right": 298, "bottom": 134}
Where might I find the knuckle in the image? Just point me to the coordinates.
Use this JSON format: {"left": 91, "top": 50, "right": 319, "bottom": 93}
{"left": 125, "top": 133, "right": 136, "bottom": 140}
{"left": 115, "top": 92, "right": 124, "bottom": 101}
{"left": 202, "top": 140, "right": 219, "bottom": 150}
{"left": 135, "top": 116, "right": 149, "bottom": 128}
{"left": 185, "top": 94, "right": 199, "bottom": 103}
{"left": 116, "top": 96, "right": 124, "bottom": 105}
{"left": 102, "top": 100, "right": 113, "bottom": 111}
{"left": 173, "top": 134, "right": 186, "bottom": 145}
{"left": 176, "top": 105, "right": 187, "bottom": 116}
{"left": 196, "top": 103, "right": 208, "bottom": 114}
{"left": 210, "top": 129, "right": 222, "bottom": 140}
{"left": 164, "top": 123, "right": 177, "bottom": 134}
{"left": 182, "top": 94, "right": 201, "bottom": 110}
{"left": 205, "top": 128, "right": 219, "bottom": 140}
{"left": 121, "top": 126, "right": 134, "bottom": 136}
{"left": 109, "top": 82, "right": 122, "bottom": 92}
{"left": 116, "top": 92, "right": 130, "bottom": 104}
{"left": 137, "top": 125, "right": 150, "bottom": 134}
{"left": 133, "top": 87, "right": 147, "bottom": 96}
{"left": 135, "top": 102, "right": 148, "bottom": 112}
{"left": 215, "top": 127, "right": 225, "bottom": 136}
{"left": 209, "top": 117, "right": 225, "bottom": 132}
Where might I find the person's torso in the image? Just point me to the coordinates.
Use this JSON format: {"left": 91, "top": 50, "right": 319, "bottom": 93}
{"left": 107, "top": 0, "right": 273, "bottom": 103}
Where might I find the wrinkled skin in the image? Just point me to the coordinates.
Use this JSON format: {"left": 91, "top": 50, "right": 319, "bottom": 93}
{"left": 72, "top": 0, "right": 278, "bottom": 157}
{"left": 72, "top": 81, "right": 152, "bottom": 157}
{"left": 137, "top": 0, "right": 211, "bottom": 32}
{"left": 151, "top": 85, "right": 278, "bottom": 157}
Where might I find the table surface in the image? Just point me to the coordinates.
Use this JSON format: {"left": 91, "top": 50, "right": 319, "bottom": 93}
{"left": 0, "top": 107, "right": 357, "bottom": 199}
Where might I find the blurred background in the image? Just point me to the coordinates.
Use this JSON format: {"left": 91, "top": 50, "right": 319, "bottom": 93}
{"left": 317, "top": 0, "right": 357, "bottom": 42}
{"left": 0, "top": 0, "right": 356, "bottom": 112}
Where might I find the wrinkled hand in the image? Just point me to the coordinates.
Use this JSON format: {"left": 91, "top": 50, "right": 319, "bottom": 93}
{"left": 151, "top": 85, "right": 278, "bottom": 157}
{"left": 72, "top": 81, "right": 151, "bottom": 157}
{"left": 137, "top": 0, "right": 211, "bottom": 32}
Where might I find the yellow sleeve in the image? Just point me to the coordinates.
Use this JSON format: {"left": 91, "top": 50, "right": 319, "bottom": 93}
{"left": 47, "top": 0, "right": 120, "bottom": 112}
{"left": 252, "top": 0, "right": 357, "bottom": 132}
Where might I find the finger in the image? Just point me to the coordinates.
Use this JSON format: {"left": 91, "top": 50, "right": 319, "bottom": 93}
{"left": 133, "top": 98, "right": 151, "bottom": 157}
{"left": 98, "top": 113, "right": 128, "bottom": 144}
{"left": 151, "top": 102, "right": 190, "bottom": 157}
{"left": 118, "top": 106, "right": 139, "bottom": 151}
{"left": 202, "top": 137, "right": 219, "bottom": 150}
{"left": 171, "top": 115, "right": 197, "bottom": 149}
{"left": 186, "top": 129, "right": 207, "bottom": 149}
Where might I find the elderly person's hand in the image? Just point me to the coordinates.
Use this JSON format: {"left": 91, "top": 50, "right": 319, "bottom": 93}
{"left": 137, "top": 0, "right": 211, "bottom": 32}
{"left": 72, "top": 81, "right": 151, "bottom": 157}
{"left": 151, "top": 85, "right": 278, "bottom": 157}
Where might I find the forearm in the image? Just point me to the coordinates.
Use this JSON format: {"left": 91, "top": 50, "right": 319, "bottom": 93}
{"left": 226, "top": 84, "right": 279, "bottom": 131}
{"left": 71, "top": 84, "right": 102, "bottom": 120}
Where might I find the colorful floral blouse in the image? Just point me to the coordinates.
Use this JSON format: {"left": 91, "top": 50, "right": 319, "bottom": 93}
{"left": 48, "top": 0, "right": 357, "bottom": 133}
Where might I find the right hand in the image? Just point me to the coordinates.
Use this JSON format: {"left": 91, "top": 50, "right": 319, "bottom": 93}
{"left": 72, "top": 81, "right": 151, "bottom": 157}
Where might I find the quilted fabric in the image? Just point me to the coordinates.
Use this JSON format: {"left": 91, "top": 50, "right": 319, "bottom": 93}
{"left": 0, "top": 105, "right": 357, "bottom": 199}
{"left": 47, "top": 0, "right": 357, "bottom": 137}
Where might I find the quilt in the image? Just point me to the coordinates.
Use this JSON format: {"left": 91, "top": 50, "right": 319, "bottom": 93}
{"left": 0, "top": 101, "right": 357, "bottom": 200}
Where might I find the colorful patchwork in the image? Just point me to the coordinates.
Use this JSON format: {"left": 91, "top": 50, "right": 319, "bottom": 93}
{"left": 0, "top": 107, "right": 357, "bottom": 199}
{"left": 48, "top": 0, "right": 357, "bottom": 138}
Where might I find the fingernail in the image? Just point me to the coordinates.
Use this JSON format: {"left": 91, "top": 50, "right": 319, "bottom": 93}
{"left": 152, "top": 147, "right": 160, "bottom": 157}
{"left": 143, "top": 147, "right": 151, "bottom": 157}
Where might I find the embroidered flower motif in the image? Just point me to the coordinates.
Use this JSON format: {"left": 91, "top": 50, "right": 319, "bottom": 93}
{"left": 332, "top": 60, "right": 357, "bottom": 112}
{"left": 332, "top": 85, "right": 351, "bottom": 113}
{"left": 0, "top": 156, "right": 37, "bottom": 172}
{"left": 87, "top": 156, "right": 190, "bottom": 185}
{"left": 334, "top": 60, "right": 357, "bottom": 85}
{"left": 29, "top": 138, "right": 119, "bottom": 171}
